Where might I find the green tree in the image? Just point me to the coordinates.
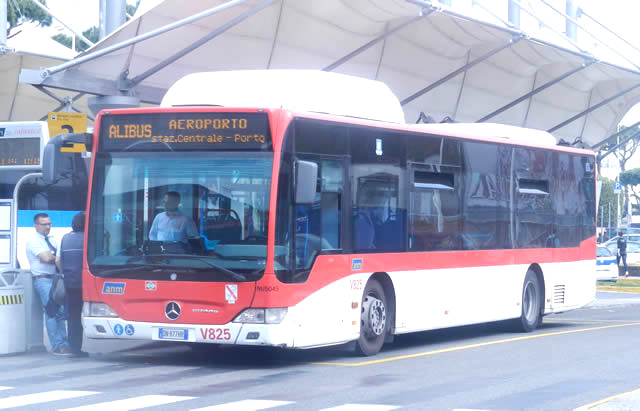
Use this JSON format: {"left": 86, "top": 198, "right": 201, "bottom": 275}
{"left": 51, "top": 26, "right": 99, "bottom": 52}
{"left": 50, "top": 1, "right": 139, "bottom": 52}
{"left": 619, "top": 168, "right": 640, "bottom": 209}
{"left": 7, "top": 0, "right": 52, "bottom": 29}
{"left": 598, "top": 125, "right": 640, "bottom": 220}
{"left": 597, "top": 176, "right": 618, "bottom": 230}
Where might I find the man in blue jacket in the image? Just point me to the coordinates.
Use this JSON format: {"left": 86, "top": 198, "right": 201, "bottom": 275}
{"left": 60, "top": 212, "right": 88, "bottom": 357}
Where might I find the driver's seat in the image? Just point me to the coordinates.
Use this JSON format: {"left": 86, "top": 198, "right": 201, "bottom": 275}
{"left": 204, "top": 212, "right": 242, "bottom": 244}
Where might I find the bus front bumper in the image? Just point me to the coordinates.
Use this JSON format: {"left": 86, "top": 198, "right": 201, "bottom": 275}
{"left": 82, "top": 315, "right": 295, "bottom": 348}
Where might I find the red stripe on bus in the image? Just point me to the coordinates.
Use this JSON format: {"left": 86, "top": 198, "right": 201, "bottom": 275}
{"left": 253, "top": 237, "right": 595, "bottom": 307}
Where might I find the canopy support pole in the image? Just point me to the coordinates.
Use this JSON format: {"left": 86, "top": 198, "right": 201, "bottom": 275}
{"left": 539, "top": 0, "right": 640, "bottom": 71}
{"left": 129, "top": 0, "right": 278, "bottom": 87}
{"left": 548, "top": 82, "right": 640, "bottom": 133}
{"left": 591, "top": 119, "right": 640, "bottom": 150}
{"left": 400, "top": 35, "right": 522, "bottom": 106}
{"left": 597, "top": 129, "right": 640, "bottom": 162}
{"left": 37, "top": 0, "right": 253, "bottom": 78}
{"left": 322, "top": 10, "right": 432, "bottom": 72}
{"left": 476, "top": 60, "right": 594, "bottom": 122}
{"left": 32, "top": 86, "right": 93, "bottom": 119}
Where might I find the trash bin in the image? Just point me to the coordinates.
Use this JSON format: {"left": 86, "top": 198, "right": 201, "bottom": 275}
{"left": 0, "top": 270, "right": 26, "bottom": 354}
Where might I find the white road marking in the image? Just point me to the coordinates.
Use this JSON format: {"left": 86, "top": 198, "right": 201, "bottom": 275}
{"left": 59, "top": 394, "right": 195, "bottom": 410}
{"left": 0, "top": 390, "right": 98, "bottom": 409}
{"left": 0, "top": 387, "right": 11, "bottom": 392}
{"left": 191, "top": 399, "right": 294, "bottom": 411}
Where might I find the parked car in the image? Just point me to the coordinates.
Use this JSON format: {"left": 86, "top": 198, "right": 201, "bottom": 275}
{"left": 602, "top": 241, "right": 640, "bottom": 275}
{"left": 596, "top": 245, "right": 618, "bottom": 281}
{"left": 604, "top": 235, "right": 640, "bottom": 250}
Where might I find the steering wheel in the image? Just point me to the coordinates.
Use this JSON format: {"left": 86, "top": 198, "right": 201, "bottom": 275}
{"left": 207, "top": 209, "right": 240, "bottom": 222}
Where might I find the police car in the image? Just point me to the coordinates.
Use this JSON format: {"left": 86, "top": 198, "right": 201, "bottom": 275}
{"left": 596, "top": 245, "right": 618, "bottom": 281}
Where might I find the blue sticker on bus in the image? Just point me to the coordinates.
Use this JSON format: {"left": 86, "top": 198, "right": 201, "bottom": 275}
{"left": 352, "top": 258, "right": 363, "bottom": 270}
{"left": 113, "top": 324, "right": 123, "bottom": 336}
{"left": 125, "top": 324, "right": 135, "bottom": 336}
{"left": 102, "top": 282, "right": 126, "bottom": 295}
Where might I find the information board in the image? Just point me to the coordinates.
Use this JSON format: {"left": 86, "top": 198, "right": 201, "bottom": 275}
{"left": 99, "top": 112, "right": 271, "bottom": 152}
{"left": 0, "top": 122, "right": 47, "bottom": 169}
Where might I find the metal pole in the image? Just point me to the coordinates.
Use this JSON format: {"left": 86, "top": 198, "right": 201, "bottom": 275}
{"left": 401, "top": 35, "right": 523, "bottom": 106}
{"left": 323, "top": 11, "right": 431, "bottom": 72}
{"left": 591, "top": 119, "right": 640, "bottom": 150}
{"left": 548, "top": 82, "right": 640, "bottom": 133}
{"left": 601, "top": 201, "right": 604, "bottom": 235}
{"left": 565, "top": 0, "right": 578, "bottom": 41}
{"left": 476, "top": 60, "right": 593, "bottom": 122}
{"left": 618, "top": 188, "right": 621, "bottom": 228}
{"left": 30, "top": 0, "right": 95, "bottom": 48}
{"left": 540, "top": 0, "right": 640, "bottom": 71}
{"left": 41, "top": 0, "right": 252, "bottom": 78}
{"left": 609, "top": 202, "right": 611, "bottom": 233}
{"left": 508, "top": 0, "right": 520, "bottom": 29}
{"left": 474, "top": 0, "right": 514, "bottom": 29}
{"left": 130, "top": 0, "right": 277, "bottom": 87}
{"left": 100, "top": 0, "right": 126, "bottom": 40}
{"left": 597, "top": 129, "right": 640, "bottom": 164}
{"left": 581, "top": 8, "right": 640, "bottom": 57}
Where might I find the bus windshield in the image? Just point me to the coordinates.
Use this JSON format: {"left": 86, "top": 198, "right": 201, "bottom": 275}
{"left": 87, "top": 152, "right": 272, "bottom": 282}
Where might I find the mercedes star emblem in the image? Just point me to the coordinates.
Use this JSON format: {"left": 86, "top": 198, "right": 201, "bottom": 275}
{"left": 165, "top": 301, "right": 181, "bottom": 320}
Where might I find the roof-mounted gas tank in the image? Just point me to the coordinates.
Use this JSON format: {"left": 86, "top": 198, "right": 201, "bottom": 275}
{"left": 161, "top": 70, "right": 406, "bottom": 124}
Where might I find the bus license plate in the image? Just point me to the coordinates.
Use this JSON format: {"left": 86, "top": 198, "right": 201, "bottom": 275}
{"left": 159, "top": 328, "right": 188, "bottom": 340}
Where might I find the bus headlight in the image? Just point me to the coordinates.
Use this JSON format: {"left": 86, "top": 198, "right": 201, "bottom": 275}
{"left": 233, "top": 308, "right": 288, "bottom": 324}
{"left": 82, "top": 302, "right": 118, "bottom": 318}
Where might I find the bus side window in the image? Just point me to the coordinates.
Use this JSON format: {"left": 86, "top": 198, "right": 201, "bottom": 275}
{"left": 294, "top": 158, "right": 343, "bottom": 271}
{"left": 350, "top": 130, "right": 406, "bottom": 252}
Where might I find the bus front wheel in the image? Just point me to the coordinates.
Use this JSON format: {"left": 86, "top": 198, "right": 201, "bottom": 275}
{"left": 516, "top": 270, "right": 542, "bottom": 332}
{"left": 356, "top": 279, "right": 388, "bottom": 356}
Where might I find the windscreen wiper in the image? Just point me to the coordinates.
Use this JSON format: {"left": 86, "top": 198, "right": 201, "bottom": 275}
{"left": 176, "top": 255, "right": 248, "bottom": 282}
{"left": 126, "top": 254, "right": 247, "bottom": 282}
{"left": 93, "top": 264, "right": 179, "bottom": 277}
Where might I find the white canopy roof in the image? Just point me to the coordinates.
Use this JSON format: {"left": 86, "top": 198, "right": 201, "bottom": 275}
{"left": 18, "top": 0, "right": 640, "bottom": 148}
{"left": 2, "top": 22, "right": 89, "bottom": 122}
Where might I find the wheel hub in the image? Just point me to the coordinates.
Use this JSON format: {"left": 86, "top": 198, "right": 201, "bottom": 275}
{"left": 362, "top": 295, "right": 386, "bottom": 338}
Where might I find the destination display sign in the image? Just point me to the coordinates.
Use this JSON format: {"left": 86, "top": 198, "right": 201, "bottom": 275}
{"left": 0, "top": 122, "right": 44, "bottom": 168}
{"left": 99, "top": 112, "right": 271, "bottom": 151}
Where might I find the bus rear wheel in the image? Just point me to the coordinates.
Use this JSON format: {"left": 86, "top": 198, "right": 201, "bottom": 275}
{"left": 356, "top": 279, "right": 388, "bottom": 356}
{"left": 516, "top": 270, "right": 542, "bottom": 332}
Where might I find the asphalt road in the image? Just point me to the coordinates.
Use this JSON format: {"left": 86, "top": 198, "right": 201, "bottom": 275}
{"left": 2, "top": 291, "right": 640, "bottom": 410}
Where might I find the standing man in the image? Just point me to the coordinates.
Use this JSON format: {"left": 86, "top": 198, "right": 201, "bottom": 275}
{"left": 26, "top": 213, "right": 70, "bottom": 355}
{"left": 60, "top": 212, "right": 88, "bottom": 357}
{"left": 617, "top": 231, "right": 628, "bottom": 278}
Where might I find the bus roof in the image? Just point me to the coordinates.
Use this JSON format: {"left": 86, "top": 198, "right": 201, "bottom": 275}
{"left": 161, "top": 70, "right": 406, "bottom": 124}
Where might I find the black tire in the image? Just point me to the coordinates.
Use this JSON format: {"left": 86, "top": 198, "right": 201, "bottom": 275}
{"left": 355, "top": 279, "right": 388, "bottom": 356}
{"left": 516, "top": 270, "right": 542, "bottom": 332}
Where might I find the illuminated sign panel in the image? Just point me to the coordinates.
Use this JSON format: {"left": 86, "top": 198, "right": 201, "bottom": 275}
{"left": 0, "top": 122, "right": 45, "bottom": 168}
{"left": 99, "top": 112, "right": 271, "bottom": 151}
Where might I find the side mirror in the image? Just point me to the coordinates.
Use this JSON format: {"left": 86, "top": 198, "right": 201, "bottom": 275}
{"left": 294, "top": 160, "right": 318, "bottom": 204}
{"left": 42, "top": 133, "right": 93, "bottom": 184}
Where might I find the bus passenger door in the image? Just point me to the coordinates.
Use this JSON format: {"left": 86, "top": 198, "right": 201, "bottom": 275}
{"left": 293, "top": 155, "right": 346, "bottom": 277}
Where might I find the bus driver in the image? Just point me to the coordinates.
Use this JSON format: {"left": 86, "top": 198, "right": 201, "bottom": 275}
{"left": 149, "top": 191, "right": 199, "bottom": 243}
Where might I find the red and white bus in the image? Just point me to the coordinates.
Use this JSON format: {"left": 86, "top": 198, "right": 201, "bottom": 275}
{"left": 79, "top": 71, "right": 596, "bottom": 356}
